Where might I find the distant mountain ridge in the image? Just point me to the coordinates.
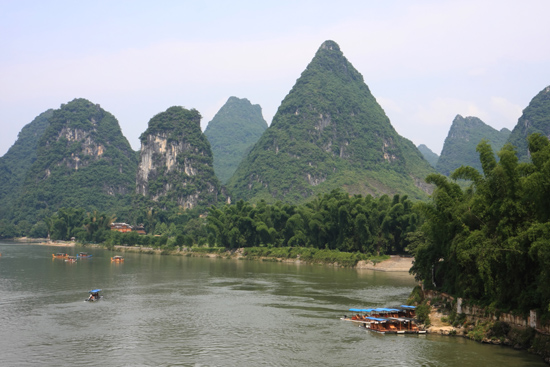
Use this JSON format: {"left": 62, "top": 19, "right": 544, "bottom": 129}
{"left": 417, "top": 144, "right": 439, "bottom": 168}
{"left": 204, "top": 97, "right": 267, "bottom": 184}
{"left": 227, "top": 40, "right": 434, "bottom": 203}
{"left": 436, "top": 115, "right": 511, "bottom": 176}
{"left": 507, "top": 85, "right": 550, "bottom": 162}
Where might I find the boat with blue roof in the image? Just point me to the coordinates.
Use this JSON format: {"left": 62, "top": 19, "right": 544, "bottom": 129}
{"left": 340, "top": 305, "right": 425, "bottom": 334}
{"left": 85, "top": 289, "right": 103, "bottom": 302}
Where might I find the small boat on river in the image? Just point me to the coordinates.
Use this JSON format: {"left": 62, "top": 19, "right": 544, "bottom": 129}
{"left": 52, "top": 253, "right": 69, "bottom": 259}
{"left": 85, "top": 289, "right": 103, "bottom": 302}
{"left": 111, "top": 255, "right": 124, "bottom": 263}
{"left": 64, "top": 255, "right": 77, "bottom": 263}
{"left": 77, "top": 252, "right": 92, "bottom": 258}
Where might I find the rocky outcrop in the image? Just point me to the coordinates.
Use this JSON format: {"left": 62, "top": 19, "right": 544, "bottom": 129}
{"left": 136, "top": 106, "right": 223, "bottom": 209}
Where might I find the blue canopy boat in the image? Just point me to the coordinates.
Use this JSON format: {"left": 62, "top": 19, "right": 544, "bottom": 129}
{"left": 86, "top": 289, "right": 103, "bottom": 302}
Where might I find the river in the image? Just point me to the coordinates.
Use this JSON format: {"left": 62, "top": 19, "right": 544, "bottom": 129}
{"left": 0, "top": 241, "right": 545, "bottom": 366}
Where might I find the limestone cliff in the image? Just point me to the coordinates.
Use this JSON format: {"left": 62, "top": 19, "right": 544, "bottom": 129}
{"left": 136, "top": 106, "right": 223, "bottom": 209}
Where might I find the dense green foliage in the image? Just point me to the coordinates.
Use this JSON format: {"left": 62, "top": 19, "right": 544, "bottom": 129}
{"left": 136, "top": 106, "right": 224, "bottom": 211}
{"left": 207, "top": 189, "right": 420, "bottom": 255}
{"left": 507, "top": 85, "right": 550, "bottom": 162}
{"left": 417, "top": 144, "right": 439, "bottom": 168}
{"left": 9, "top": 98, "right": 138, "bottom": 226}
{"left": 436, "top": 115, "right": 511, "bottom": 176}
{"left": 36, "top": 189, "right": 419, "bottom": 261}
{"left": 227, "top": 40, "right": 434, "bottom": 204}
{"left": 204, "top": 96, "right": 268, "bottom": 183}
{"left": 411, "top": 134, "right": 550, "bottom": 315}
{"left": 0, "top": 110, "right": 53, "bottom": 220}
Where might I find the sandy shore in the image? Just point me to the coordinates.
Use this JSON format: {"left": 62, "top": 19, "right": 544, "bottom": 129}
{"left": 356, "top": 255, "right": 413, "bottom": 272}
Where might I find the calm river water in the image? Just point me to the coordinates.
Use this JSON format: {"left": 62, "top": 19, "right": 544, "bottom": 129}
{"left": 0, "top": 242, "right": 545, "bottom": 366}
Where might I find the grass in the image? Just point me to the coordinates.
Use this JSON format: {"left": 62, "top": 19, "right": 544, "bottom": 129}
{"left": 241, "top": 246, "right": 389, "bottom": 267}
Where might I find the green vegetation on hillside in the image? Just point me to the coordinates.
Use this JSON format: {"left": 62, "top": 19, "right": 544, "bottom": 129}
{"left": 436, "top": 115, "right": 511, "bottom": 176}
{"left": 417, "top": 144, "right": 439, "bottom": 168}
{"left": 507, "top": 85, "right": 550, "bottom": 162}
{"left": 10, "top": 98, "right": 137, "bottom": 225}
{"left": 227, "top": 40, "right": 434, "bottom": 204}
{"left": 136, "top": 106, "right": 223, "bottom": 211}
{"left": 411, "top": 134, "right": 550, "bottom": 315}
{"left": 0, "top": 109, "right": 53, "bottom": 220}
{"left": 204, "top": 96, "right": 267, "bottom": 183}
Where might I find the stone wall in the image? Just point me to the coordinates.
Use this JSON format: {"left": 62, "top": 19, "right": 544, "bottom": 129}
{"left": 423, "top": 289, "right": 550, "bottom": 334}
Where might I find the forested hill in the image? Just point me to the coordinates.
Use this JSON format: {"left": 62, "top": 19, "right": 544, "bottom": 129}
{"left": 417, "top": 144, "right": 438, "bottom": 168}
{"left": 0, "top": 109, "right": 53, "bottom": 220}
{"left": 436, "top": 115, "right": 511, "bottom": 176}
{"left": 135, "top": 106, "right": 224, "bottom": 211}
{"left": 204, "top": 97, "right": 267, "bottom": 183}
{"left": 12, "top": 98, "right": 138, "bottom": 223}
{"left": 227, "top": 40, "right": 434, "bottom": 204}
{"left": 507, "top": 85, "right": 550, "bottom": 162}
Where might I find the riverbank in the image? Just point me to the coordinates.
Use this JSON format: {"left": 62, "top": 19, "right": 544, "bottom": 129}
{"left": 414, "top": 288, "right": 550, "bottom": 364}
{"left": 10, "top": 238, "right": 413, "bottom": 272}
{"left": 112, "top": 245, "right": 413, "bottom": 271}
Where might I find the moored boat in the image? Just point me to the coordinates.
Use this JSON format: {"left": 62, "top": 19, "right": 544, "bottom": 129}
{"left": 111, "top": 255, "right": 124, "bottom": 263}
{"left": 341, "top": 306, "right": 425, "bottom": 334}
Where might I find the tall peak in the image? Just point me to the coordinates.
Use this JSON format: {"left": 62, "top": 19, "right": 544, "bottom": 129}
{"left": 319, "top": 40, "right": 341, "bottom": 52}
{"left": 227, "top": 40, "right": 434, "bottom": 203}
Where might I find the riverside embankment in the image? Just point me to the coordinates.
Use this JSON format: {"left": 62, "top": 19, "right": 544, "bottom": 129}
{"left": 418, "top": 289, "right": 550, "bottom": 364}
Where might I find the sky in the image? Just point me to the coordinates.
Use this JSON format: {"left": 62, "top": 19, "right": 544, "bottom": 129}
{"left": 1, "top": 0, "right": 550, "bottom": 157}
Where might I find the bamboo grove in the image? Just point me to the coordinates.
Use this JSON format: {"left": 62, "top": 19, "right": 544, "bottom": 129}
{"left": 206, "top": 190, "right": 419, "bottom": 254}
{"left": 410, "top": 134, "right": 550, "bottom": 314}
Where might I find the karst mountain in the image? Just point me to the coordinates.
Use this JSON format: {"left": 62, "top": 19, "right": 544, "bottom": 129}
{"left": 135, "top": 106, "right": 223, "bottom": 210}
{"left": 0, "top": 109, "right": 53, "bottom": 221}
{"left": 226, "top": 40, "right": 434, "bottom": 203}
{"left": 507, "top": 85, "right": 550, "bottom": 162}
{"left": 436, "top": 115, "right": 511, "bottom": 176}
{"left": 204, "top": 97, "right": 268, "bottom": 184}
{"left": 12, "top": 98, "right": 138, "bottom": 223}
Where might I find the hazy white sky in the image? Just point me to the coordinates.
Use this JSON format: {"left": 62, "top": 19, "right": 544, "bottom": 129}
{"left": 1, "top": 0, "right": 549, "bottom": 156}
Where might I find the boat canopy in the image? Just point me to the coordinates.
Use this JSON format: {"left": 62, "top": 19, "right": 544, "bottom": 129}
{"left": 400, "top": 305, "right": 416, "bottom": 309}
{"left": 365, "top": 317, "right": 387, "bottom": 322}
{"left": 89, "top": 289, "right": 102, "bottom": 293}
{"left": 349, "top": 308, "right": 366, "bottom": 312}
{"left": 375, "top": 308, "right": 400, "bottom": 312}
